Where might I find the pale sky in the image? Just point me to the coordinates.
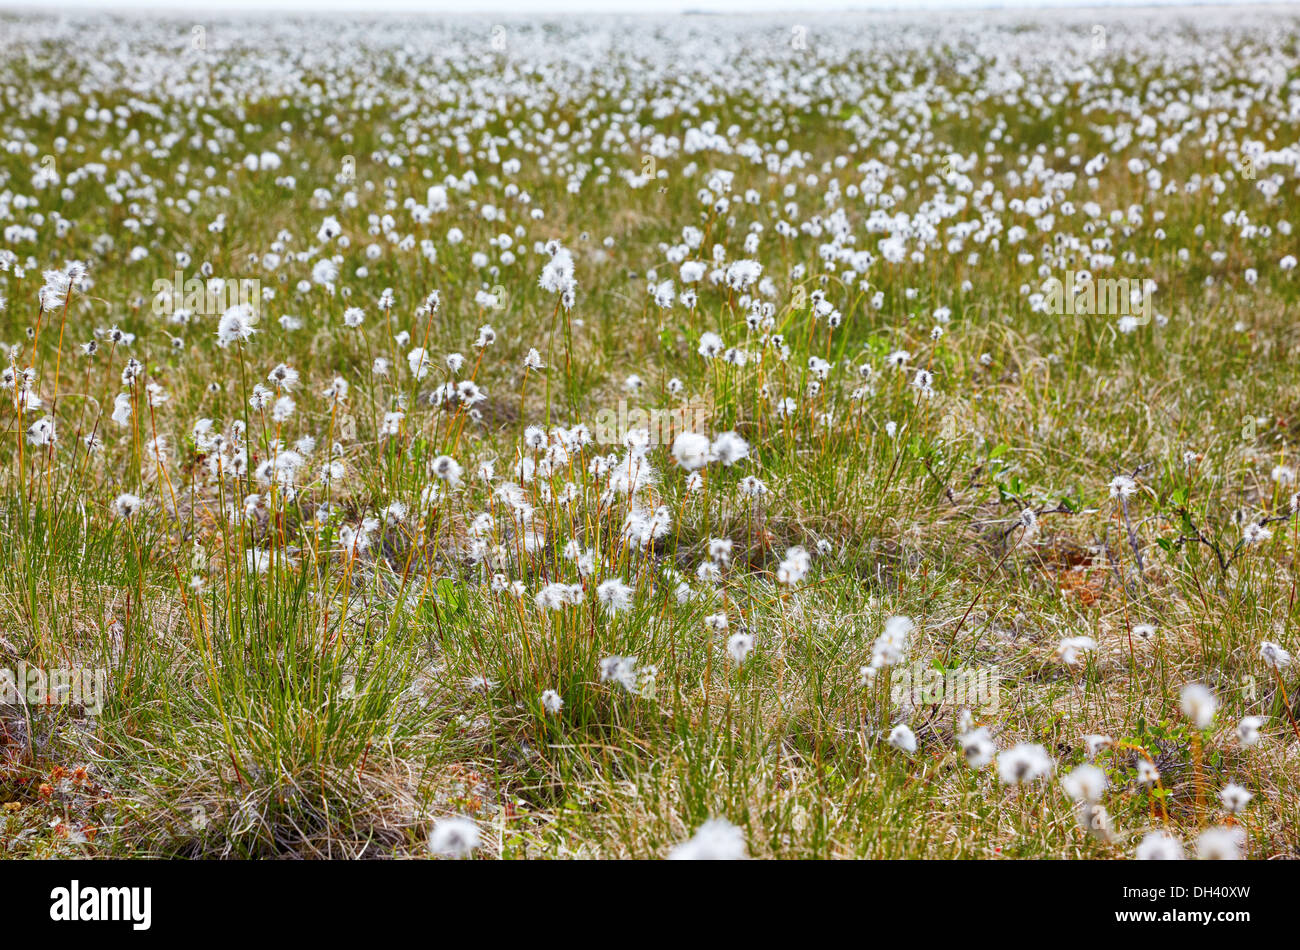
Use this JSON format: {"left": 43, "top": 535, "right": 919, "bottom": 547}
{"left": 0, "top": 0, "right": 1282, "bottom": 13}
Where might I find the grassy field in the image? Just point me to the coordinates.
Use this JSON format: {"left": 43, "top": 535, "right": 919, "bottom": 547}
{"left": 0, "top": 7, "right": 1298, "bottom": 860}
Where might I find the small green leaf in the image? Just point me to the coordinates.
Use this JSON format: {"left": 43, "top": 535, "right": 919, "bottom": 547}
{"left": 435, "top": 577, "right": 465, "bottom": 618}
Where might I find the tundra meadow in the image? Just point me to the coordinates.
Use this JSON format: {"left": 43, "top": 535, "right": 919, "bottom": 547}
{"left": 0, "top": 6, "right": 1298, "bottom": 862}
